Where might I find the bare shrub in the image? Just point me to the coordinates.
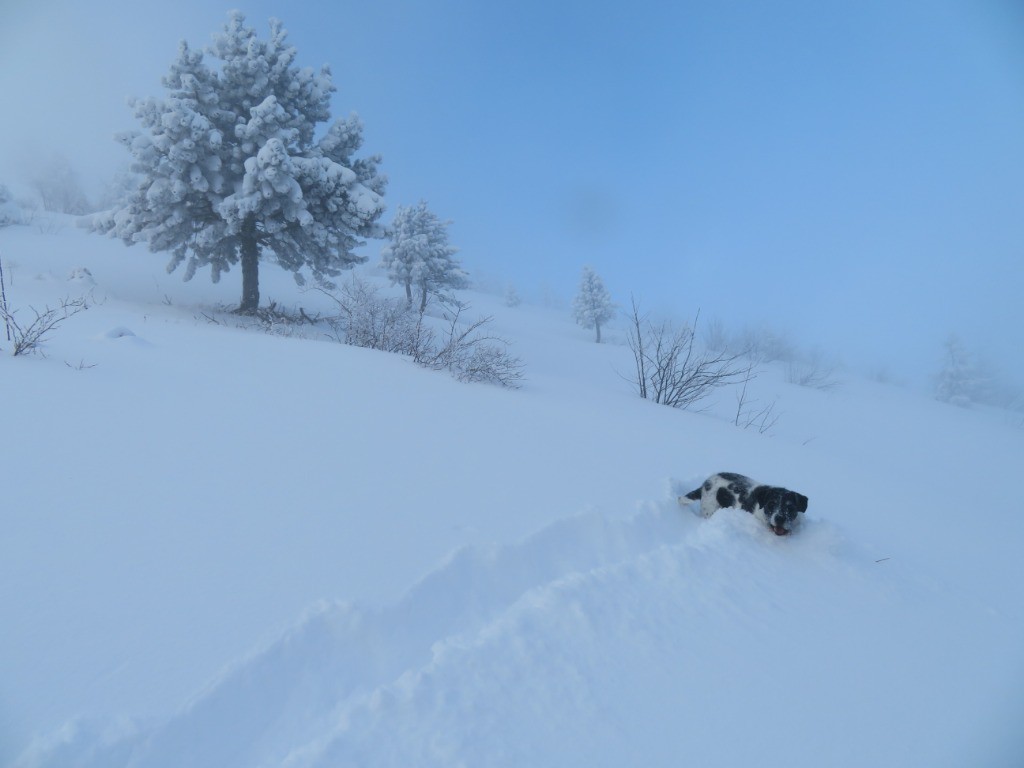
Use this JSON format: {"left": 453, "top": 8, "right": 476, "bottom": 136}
{"left": 625, "top": 297, "right": 745, "bottom": 409}
{"left": 701, "top": 316, "right": 731, "bottom": 353}
{"left": 31, "top": 154, "right": 92, "bottom": 215}
{"left": 734, "top": 363, "right": 781, "bottom": 434}
{"left": 1, "top": 296, "right": 88, "bottom": 356}
{"left": 0, "top": 254, "right": 9, "bottom": 344}
{"left": 242, "top": 300, "right": 319, "bottom": 337}
{"left": 318, "top": 278, "right": 523, "bottom": 387}
{"left": 320, "top": 279, "right": 426, "bottom": 355}
{"left": 193, "top": 299, "right": 322, "bottom": 340}
{"left": 0, "top": 253, "right": 89, "bottom": 356}
{"left": 786, "top": 351, "right": 841, "bottom": 391}
{"left": 412, "top": 306, "right": 524, "bottom": 386}
{"left": 736, "top": 326, "right": 798, "bottom": 364}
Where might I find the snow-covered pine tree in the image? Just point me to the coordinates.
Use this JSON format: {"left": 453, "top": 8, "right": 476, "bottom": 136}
{"left": 0, "top": 183, "right": 21, "bottom": 227}
{"left": 935, "top": 334, "right": 986, "bottom": 407}
{"left": 381, "top": 201, "right": 467, "bottom": 312}
{"left": 572, "top": 266, "right": 615, "bottom": 343}
{"left": 504, "top": 283, "right": 522, "bottom": 308}
{"left": 92, "top": 12, "right": 386, "bottom": 313}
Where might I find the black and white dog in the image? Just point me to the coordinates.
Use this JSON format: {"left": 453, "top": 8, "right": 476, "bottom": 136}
{"left": 681, "top": 472, "right": 808, "bottom": 536}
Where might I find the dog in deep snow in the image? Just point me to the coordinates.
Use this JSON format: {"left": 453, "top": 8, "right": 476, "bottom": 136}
{"left": 681, "top": 473, "right": 808, "bottom": 536}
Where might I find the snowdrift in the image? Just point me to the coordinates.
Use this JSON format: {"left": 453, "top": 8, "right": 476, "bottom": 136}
{"left": 17, "top": 492, "right": 1019, "bottom": 768}
{"left": 3, "top": 217, "right": 1023, "bottom": 767}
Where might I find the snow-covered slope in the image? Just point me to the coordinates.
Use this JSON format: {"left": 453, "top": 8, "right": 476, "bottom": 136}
{"left": 2, "top": 216, "right": 1022, "bottom": 767}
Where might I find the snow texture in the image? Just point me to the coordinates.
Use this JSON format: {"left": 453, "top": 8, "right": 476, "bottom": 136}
{"left": 2, "top": 216, "right": 1023, "bottom": 768}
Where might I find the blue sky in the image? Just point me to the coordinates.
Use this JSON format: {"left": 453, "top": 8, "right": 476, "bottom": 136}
{"left": 2, "top": 0, "right": 1023, "bottom": 385}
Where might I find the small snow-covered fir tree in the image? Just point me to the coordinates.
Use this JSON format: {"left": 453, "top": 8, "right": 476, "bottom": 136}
{"left": 935, "top": 334, "right": 985, "bottom": 407}
{"left": 504, "top": 283, "right": 522, "bottom": 308}
{"left": 92, "top": 12, "right": 386, "bottom": 313}
{"left": 381, "top": 201, "right": 467, "bottom": 312}
{"left": 572, "top": 266, "right": 615, "bottom": 343}
{"left": 0, "top": 183, "right": 21, "bottom": 227}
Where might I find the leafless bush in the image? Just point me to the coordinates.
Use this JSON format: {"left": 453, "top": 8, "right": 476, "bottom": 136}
{"left": 412, "top": 306, "right": 524, "bottom": 386}
{"left": 242, "top": 300, "right": 319, "bottom": 337}
{"left": 196, "top": 300, "right": 319, "bottom": 338}
{"left": 1, "top": 296, "right": 88, "bottom": 356}
{"left": 0, "top": 252, "right": 90, "bottom": 356}
{"left": 0, "top": 254, "right": 9, "bottom": 344}
{"left": 625, "top": 297, "right": 745, "bottom": 409}
{"left": 736, "top": 326, "right": 798, "bottom": 363}
{"left": 701, "top": 316, "right": 731, "bottom": 353}
{"left": 30, "top": 154, "right": 92, "bottom": 215}
{"left": 33, "top": 213, "right": 68, "bottom": 235}
{"left": 734, "top": 363, "right": 781, "bottom": 434}
{"left": 321, "top": 279, "right": 426, "bottom": 355}
{"left": 786, "top": 352, "right": 841, "bottom": 391}
{"left": 319, "top": 278, "right": 523, "bottom": 387}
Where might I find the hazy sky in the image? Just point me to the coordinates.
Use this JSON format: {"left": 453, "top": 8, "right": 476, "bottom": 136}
{"left": 2, "top": 0, "right": 1023, "bottom": 385}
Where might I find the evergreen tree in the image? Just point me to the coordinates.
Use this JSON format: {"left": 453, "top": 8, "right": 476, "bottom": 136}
{"left": 0, "top": 184, "right": 20, "bottom": 227}
{"left": 381, "top": 201, "right": 466, "bottom": 312}
{"left": 504, "top": 283, "right": 522, "bottom": 308}
{"left": 572, "top": 266, "right": 615, "bottom": 343}
{"left": 935, "top": 334, "right": 985, "bottom": 407}
{"left": 92, "top": 12, "right": 386, "bottom": 313}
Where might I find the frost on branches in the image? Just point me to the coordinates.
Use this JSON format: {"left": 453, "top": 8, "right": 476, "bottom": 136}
{"left": 381, "top": 201, "right": 467, "bottom": 312}
{"left": 572, "top": 266, "right": 615, "bottom": 343}
{"left": 92, "top": 12, "right": 387, "bottom": 313}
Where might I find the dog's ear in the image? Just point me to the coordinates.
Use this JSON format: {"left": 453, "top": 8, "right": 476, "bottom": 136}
{"left": 796, "top": 494, "right": 809, "bottom": 513}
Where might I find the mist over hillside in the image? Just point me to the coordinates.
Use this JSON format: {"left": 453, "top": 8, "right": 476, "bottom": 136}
{"left": 2, "top": 6, "right": 1023, "bottom": 765}
{"left": 3, "top": 1, "right": 1024, "bottom": 388}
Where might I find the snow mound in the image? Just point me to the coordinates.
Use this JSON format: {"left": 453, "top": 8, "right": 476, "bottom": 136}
{"left": 102, "top": 327, "right": 136, "bottom": 339}
{"left": 67, "top": 267, "right": 95, "bottom": 286}
{"left": 22, "top": 486, "right": 992, "bottom": 768}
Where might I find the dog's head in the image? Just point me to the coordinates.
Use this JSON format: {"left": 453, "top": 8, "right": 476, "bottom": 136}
{"left": 766, "top": 489, "right": 808, "bottom": 535}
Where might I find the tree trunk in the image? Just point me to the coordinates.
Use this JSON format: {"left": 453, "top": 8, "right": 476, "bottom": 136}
{"left": 419, "top": 284, "right": 428, "bottom": 314}
{"left": 404, "top": 280, "right": 413, "bottom": 307}
{"left": 595, "top": 322, "right": 602, "bottom": 344}
{"left": 239, "top": 233, "right": 260, "bottom": 314}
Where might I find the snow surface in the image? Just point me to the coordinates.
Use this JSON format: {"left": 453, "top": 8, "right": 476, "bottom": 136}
{"left": 2, "top": 214, "right": 1023, "bottom": 767}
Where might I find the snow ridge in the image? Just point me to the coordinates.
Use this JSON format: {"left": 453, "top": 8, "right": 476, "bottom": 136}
{"left": 18, "top": 482, "right": 911, "bottom": 768}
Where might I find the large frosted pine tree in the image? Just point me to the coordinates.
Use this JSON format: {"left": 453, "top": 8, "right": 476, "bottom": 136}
{"left": 381, "top": 201, "right": 467, "bottom": 312}
{"left": 572, "top": 266, "right": 615, "bottom": 343}
{"left": 93, "top": 12, "right": 386, "bottom": 313}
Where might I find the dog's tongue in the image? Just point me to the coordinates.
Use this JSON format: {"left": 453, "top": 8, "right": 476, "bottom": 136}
{"left": 772, "top": 525, "right": 790, "bottom": 536}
